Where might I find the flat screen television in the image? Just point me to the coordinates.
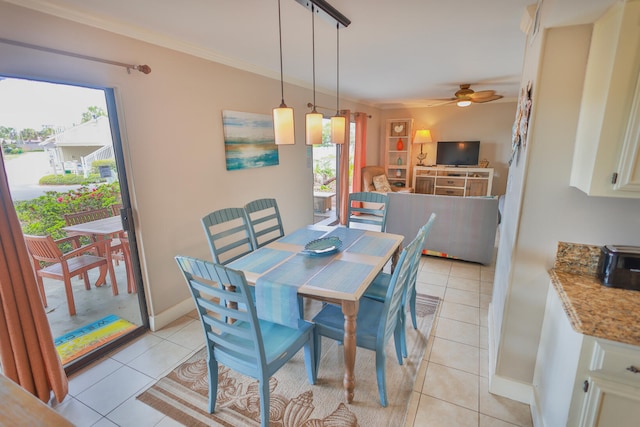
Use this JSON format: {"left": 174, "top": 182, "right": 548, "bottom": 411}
{"left": 435, "top": 141, "right": 480, "bottom": 166}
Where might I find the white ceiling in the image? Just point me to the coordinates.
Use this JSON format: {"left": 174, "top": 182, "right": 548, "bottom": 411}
{"left": 9, "top": 0, "right": 617, "bottom": 109}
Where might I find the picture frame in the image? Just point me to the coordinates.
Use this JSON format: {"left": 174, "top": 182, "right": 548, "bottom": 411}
{"left": 390, "top": 121, "right": 408, "bottom": 137}
{"left": 222, "top": 110, "right": 279, "bottom": 171}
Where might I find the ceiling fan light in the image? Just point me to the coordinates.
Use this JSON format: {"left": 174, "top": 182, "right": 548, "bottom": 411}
{"left": 457, "top": 100, "right": 472, "bottom": 107}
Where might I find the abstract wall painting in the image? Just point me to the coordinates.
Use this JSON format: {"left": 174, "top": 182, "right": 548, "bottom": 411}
{"left": 222, "top": 110, "right": 279, "bottom": 170}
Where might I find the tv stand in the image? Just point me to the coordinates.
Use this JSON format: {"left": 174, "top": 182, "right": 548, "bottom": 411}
{"left": 413, "top": 166, "right": 494, "bottom": 197}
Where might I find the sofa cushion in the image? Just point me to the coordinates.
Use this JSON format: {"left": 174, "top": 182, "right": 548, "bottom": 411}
{"left": 372, "top": 174, "right": 393, "bottom": 192}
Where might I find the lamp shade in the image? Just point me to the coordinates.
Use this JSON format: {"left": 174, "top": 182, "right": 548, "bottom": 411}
{"left": 330, "top": 115, "right": 346, "bottom": 144}
{"left": 413, "top": 129, "right": 433, "bottom": 144}
{"left": 273, "top": 104, "right": 295, "bottom": 145}
{"left": 305, "top": 110, "right": 323, "bottom": 145}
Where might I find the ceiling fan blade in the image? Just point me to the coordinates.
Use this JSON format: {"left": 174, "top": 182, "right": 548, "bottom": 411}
{"left": 469, "top": 90, "right": 496, "bottom": 100}
{"left": 471, "top": 94, "right": 503, "bottom": 103}
{"left": 426, "top": 98, "right": 457, "bottom": 107}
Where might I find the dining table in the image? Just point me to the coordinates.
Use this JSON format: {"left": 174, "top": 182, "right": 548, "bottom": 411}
{"left": 227, "top": 224, "right": 403, "bottom": 403}
{"left": 62, "top": 215, "right": 134, "bottom": 293}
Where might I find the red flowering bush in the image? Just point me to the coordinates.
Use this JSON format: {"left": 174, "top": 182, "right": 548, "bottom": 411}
{"left": 14, "top": 182, "right": 121, "bottom": 240}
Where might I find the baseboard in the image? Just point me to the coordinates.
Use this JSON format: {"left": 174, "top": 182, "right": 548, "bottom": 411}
{"left": 148, "top": 297, "right": 194, "bottom": 331}
{"left": 487, "top": 302, "right": 534, "bottom": 405}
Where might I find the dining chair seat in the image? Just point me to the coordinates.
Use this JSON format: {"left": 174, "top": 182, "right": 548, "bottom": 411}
{"left": 312, "top": 229, "right": 421, "bottom": 407}
{"left": 175, "top": 256, "right": 316, "bottom": 427}
{"left": 363, "top": 213, "right": 436, "bottom": 357}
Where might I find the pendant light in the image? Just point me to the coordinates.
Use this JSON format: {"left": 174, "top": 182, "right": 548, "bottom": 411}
{"left": 330, "top": 22, "right": 346, "bottom": 144}
{"left": 273, "top": 0, "right": 295, "bottom": 145}
{"left": 305, "top": 4, "right": 323, "bottom": 146}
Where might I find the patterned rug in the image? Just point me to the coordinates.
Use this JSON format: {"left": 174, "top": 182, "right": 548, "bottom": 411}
{"left": 137, "top": 294, "right": 440, "bottom": 426}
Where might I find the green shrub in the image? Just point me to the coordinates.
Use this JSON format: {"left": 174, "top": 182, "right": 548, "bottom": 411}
{"left": 14, "top": 182, "right": 121, "bottom": 241}
{"left": 39, "top": 174, "right": 104, "bottom": 185}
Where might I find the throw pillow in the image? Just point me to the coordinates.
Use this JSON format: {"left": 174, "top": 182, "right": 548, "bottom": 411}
{"left": 372, "top": 174, "right": 393, "bottom": 193}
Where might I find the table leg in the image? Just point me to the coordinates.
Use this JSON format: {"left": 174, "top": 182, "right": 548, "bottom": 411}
{"left": 341, "top": 300, "right": 359, "bottom": 403}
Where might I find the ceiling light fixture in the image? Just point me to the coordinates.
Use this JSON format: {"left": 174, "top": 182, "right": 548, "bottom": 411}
{"left": 273, "top": 0, "right": 295, "bottom": 145}
{"left": 330, "top": 22, "right": 346, "bottom": 145}
{"left": 305, "top": 4, "right": 323, "bottom": 146}
{"left": 457, "top": 99, "right": 472, "bottom": 107}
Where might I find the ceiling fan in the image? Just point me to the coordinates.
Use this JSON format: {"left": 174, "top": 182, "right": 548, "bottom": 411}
{"left": 435, "top": 84, "right": 504, "bottom": 107}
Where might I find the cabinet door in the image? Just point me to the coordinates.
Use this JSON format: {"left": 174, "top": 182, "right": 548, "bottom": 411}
{"left": 579, "top": 376, "right": 640, "bottom": 427}
{"left": 415, "top": 177, "right": 434, "bottom": 194}
{"left": 614, "top": 72, "right": 640, "bottom": 192}
{"left": 466, "top": 180, "right": 488, "bottom": 196}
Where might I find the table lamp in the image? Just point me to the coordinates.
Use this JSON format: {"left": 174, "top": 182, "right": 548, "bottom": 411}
{"left": 413, "top": 129, "right": 432, "bottom": 166}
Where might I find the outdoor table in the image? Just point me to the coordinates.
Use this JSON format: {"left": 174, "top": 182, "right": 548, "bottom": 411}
{"left": 62, "top": 215, "right": 133, "bottom": 293}
{"left": 228, "top": 224, "right": 403, "bottom": 403}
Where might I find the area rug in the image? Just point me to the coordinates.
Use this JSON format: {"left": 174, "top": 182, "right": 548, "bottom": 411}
{"left": 54, "top": 314, "right": 137, "bottom": 365}
{"left": 138, "top": 294, "right": 440, "bottom": 426}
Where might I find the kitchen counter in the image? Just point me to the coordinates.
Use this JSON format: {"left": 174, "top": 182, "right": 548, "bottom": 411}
{"left": 549, "top": 242, "right": 640, "bottom": 346}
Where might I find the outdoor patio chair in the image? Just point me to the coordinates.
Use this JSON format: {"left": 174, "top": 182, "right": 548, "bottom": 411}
{"left": 24, "top": 234, "right": 118, "bottom": 316}
{"left": 346, "top": 191, "right": 390, "bottom": 232}
{"left": 244, "top": 198, "right": 285, "bottom": 248}
{"left": 363, "top": 213, "right": 437, "bottom": 357}
{"left": 312, "top": 228, "right": 421, "bottom": 407}
{"left": 201, "top": 207, "right": 254, "bottom": 265}
{"left": 175, "top": 256, "right": 316, "bottom": 427}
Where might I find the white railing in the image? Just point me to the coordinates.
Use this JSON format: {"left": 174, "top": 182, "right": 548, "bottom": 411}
{"left": 82, "top": 145, "right": 114, "bottom": 177}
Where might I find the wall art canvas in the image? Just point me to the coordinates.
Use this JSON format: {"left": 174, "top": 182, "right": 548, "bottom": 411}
{"left": 222, "top": 110, "right": 279, "bottom": 170}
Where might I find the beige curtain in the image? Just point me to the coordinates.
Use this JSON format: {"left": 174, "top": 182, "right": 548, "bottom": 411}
{"left": 337, "top": 109, "right": 351, "bottom": 225}
{"left": 0, "top": 152, "right": 68, "bottom": 403}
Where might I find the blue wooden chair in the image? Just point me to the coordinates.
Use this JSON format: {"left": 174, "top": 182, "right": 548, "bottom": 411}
{"left": 311, "top": 231, "right": 421, "bottom": 407}
{"left": 244, "top": 198, "right": 285, "bottom": 248}
{"left": 175, "top": 256, "right": 316, "bottom": 427}
{"left": 346, "top": 192, "right": 390, "bottom": 232}
{"left": 363, "top": 213, "right": 436, "bottom": 357}
{"left": 201, "top": 207, "right": 254, "bottom": 265}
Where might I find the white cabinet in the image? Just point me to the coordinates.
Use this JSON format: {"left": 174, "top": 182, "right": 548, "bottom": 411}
{"left": 413, "top": 166, "right": 493, "bottom": 197}
{"left": 570, "top": 0, "right": 640, "bottom": 198}
{"left": 533, "top": 286, "right": 640, "bottom": 427}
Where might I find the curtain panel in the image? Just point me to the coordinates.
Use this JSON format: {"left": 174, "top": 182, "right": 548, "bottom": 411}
{"left": 0, "top": 153, "right": 68, "bottom": 403}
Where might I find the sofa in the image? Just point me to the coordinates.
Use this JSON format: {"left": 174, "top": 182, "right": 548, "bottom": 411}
{"left": 386, "top": 192, "right": 499, "bottom": 265}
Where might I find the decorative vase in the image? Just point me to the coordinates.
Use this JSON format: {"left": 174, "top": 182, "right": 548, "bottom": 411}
{"left": 397, "top": 157, "right": 402, "bottom": 165}
{"left": 396, "top": 138, "right": 404, "bottom": 150}
{"left": 396, "top": 169, "right": 402, "bottom": 178}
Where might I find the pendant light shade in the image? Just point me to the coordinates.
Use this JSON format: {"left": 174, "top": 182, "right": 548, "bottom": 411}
{"left": 273, "top": 0, "right": 295, "bottom": 145}
{"left": 273, "top": 103, "right": 295, "bottom": 145}
{"left": 305, "top": 4, "right": 323, "bottom": 146}
{"left": 330, "top": 115, "right": 346, "bottom": 144}
{"left": 330, "top": 22, "right": 345, "bottom": 145}
{"left": 306, "top": 110, "right": 323, "bottom": 145}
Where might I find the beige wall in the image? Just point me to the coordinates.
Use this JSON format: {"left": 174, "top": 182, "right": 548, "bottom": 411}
{"left": 380, "top": 103, "right": 516, "bottom": 195}
{"left": 0, "top": 2, "right": 381, "bottom": 327}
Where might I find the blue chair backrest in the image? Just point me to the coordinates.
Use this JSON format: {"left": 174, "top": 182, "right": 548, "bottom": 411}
{"left": 175, "top": 256, "right": 267, "bottom": 376}
{"left": 346, "top": 192, "right": 390, "bottom": 231}
{"left": 244, "top": 198, "right": 285, "bottom": 248}
{"left": 406, "top": 213, "right": 437, "bottom": 295}
{"left": 201, "top": 207, "right": 254, "bottom": 264}
{"left": 378, "top": 231, "right": 422, "bottom": 346}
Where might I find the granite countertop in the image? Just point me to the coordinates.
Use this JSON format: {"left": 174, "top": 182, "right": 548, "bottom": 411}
{"left": 549, "top": 242, "right": 640, "bottom": 347}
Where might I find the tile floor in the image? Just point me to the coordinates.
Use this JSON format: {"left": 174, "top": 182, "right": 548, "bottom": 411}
{"left": 49, "top": 254, "right": 533, "bottom": 427}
